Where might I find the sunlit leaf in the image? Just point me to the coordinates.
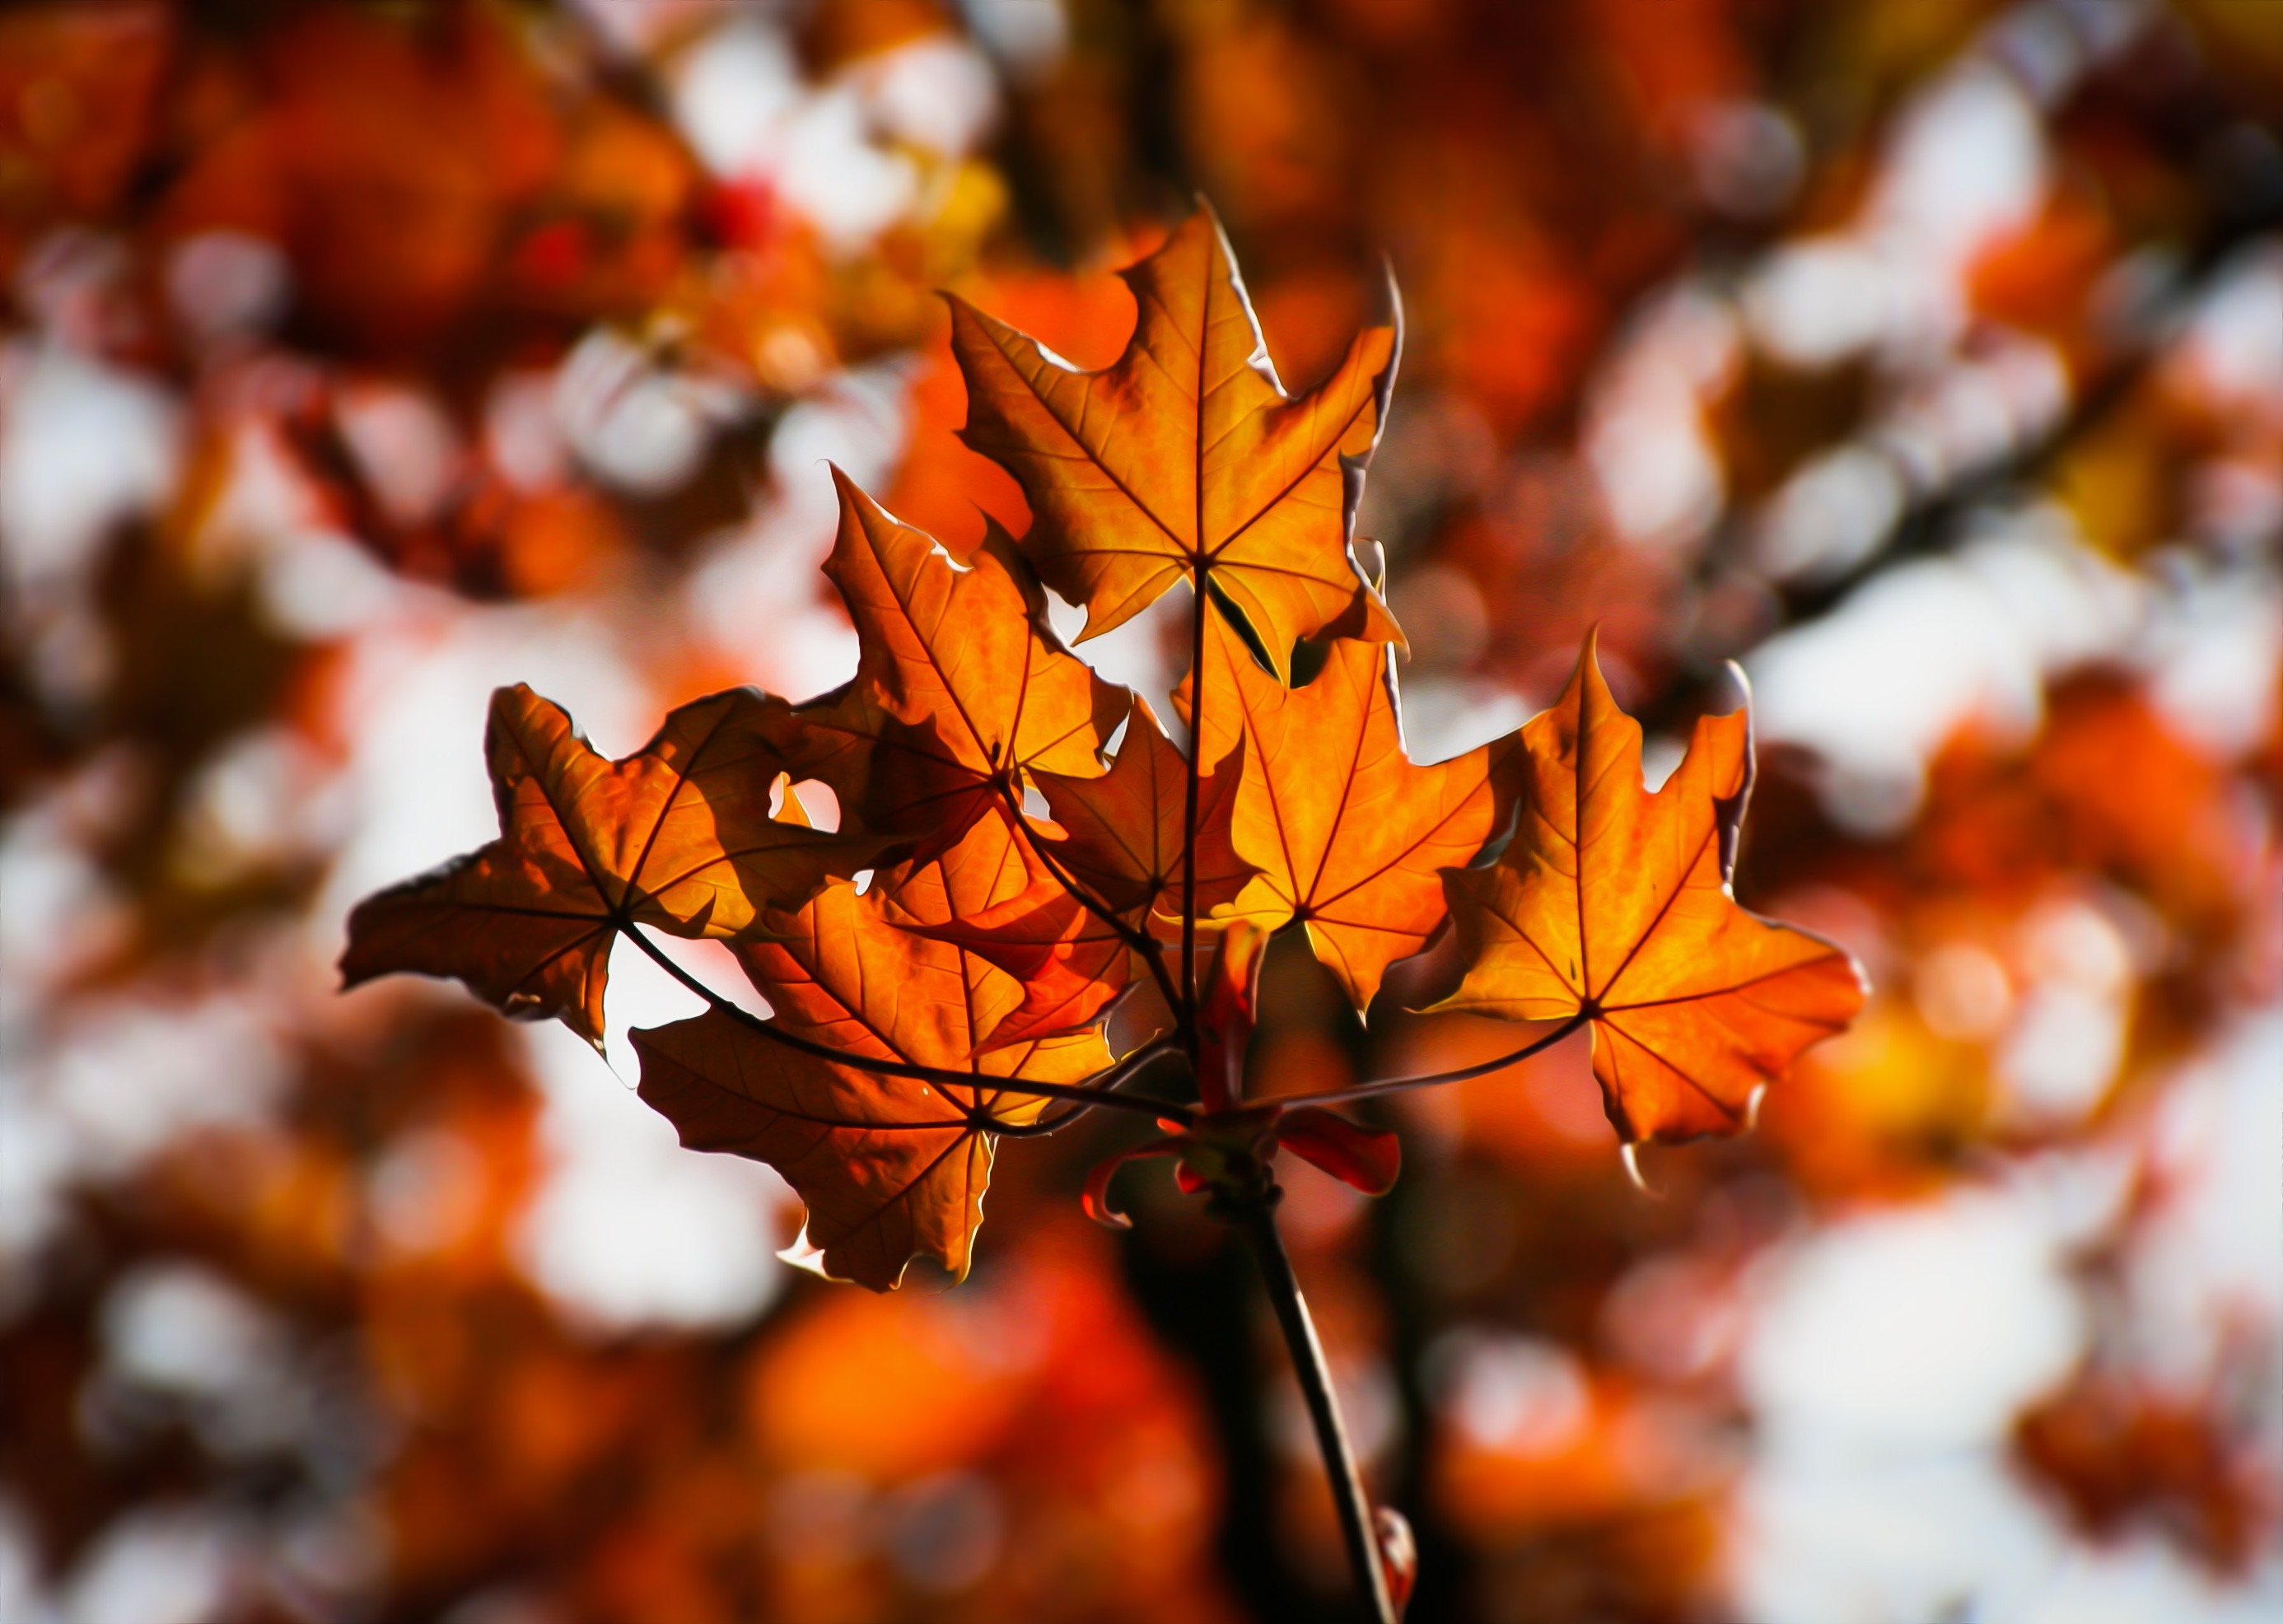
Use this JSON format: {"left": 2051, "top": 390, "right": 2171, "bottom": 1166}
{"left": 776, "top": 471, "right": 1125, "bottom": 853}
{"left": 633, "top": 813, "right": 1112, "bottom": 1290}
{"left": 1179, "top": 604, "right": 1512, "bottom": 1013}
{"left": 1435, "top": 632, "right": 1866, "bottom": 1143}
{"left": 949, "top": 205, "right": 1403, "bottom": 678}
{"left": 342, "top": 684, "right": 875, "bottom": 1045}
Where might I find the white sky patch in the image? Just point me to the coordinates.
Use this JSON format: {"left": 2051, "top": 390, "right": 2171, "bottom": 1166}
{"left": 687, "top": 366, "right": 909, "bottom": 698}
{"left": 0, "top": 342, "right": 181, "bottom": 595}
{"left": 1871, "top": 65, "right": 2047, "bottom": 269}
{"left": 2016, "top": 1540, "right": 2283, "bottom": 1624}
{"left": 2128, "top": 1010, "right": 2283, "bottom": 1388}
{"left": 33, "top": 995, "right": 289, "bottom": 1182}
{"left": 1753, "top": 445, "right": 1907, "bottom": 583}
{"left": 1745, "top": 236, "right": 1894, "bottom": 368}
{"left": 516, "top": 947, "right": 790, "bottom": 1333}
{"left": 1730, "top": 1449, "right": 2066, "bottom": 1624}
{"left": 61, "top": 1508, "right": 244, "bottom": 1624}
{"left": 672, "top": 22, "right": 806, "bottom": 179}
{"left": 555, "top": 328, "right": 746, "bottom": 498}
{"left": 1397, "top": 678, "right": 1535, "bottom": 768}
{"left": 1739, "top": 1185, "right": 2086, "bottom": 1461}
{"left": 2176, "top": 246, "right": 2283, "bottom": 419}
{"left": 857, "top": 35, "right": 1000, "bottom": 158}
{"left": 1746, "top": 514, "right": 2145, "bottom": 834}
{"left": 672, "top": 20, "right": 961, "bottom": 253}
{"left": 2136, "top": 560, "right": 2283, "bottom": 759}
{"left": 1726, "top": 1168, "right": 2116, "bottom": 1623}
{"left": 1584, "top": 285, "right": 1738, "bottom": 553}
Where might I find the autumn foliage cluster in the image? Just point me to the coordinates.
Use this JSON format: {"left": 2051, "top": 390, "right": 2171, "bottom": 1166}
{"left": 2, "top": 2, "right": 2279, "bottom": 1622}
{"left": 341, "top": 208, "right": 1864, "bottom": 1308}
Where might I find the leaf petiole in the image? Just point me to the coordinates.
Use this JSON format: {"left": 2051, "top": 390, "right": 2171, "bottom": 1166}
{"left": 621, "top": 922, "right": 1193, "bottom": 1123}
{"left": 1271, "top": 1010, "right": 1592, "bottom": 1108}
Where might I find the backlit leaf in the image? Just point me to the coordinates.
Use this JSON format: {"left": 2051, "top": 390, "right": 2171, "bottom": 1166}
{"left": 633, "top": 811, "right": 1111, "bottom": 1290}
{"left": 342, "top": 684, "right": 877, "bottom": 1045}
{"left": 948, "top": 206, "right": 1403, "bottom": 679}
{"left": 1435, "top": 632, "right": 1866, "bottom": 1144}
{"left": 777, "top": 470, "right": 1125, "bottom": 852}
{"left": 1179, "top": 604, "right": 1512, "bottom": 1013}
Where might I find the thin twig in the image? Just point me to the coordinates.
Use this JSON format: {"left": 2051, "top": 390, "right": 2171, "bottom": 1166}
{"left": 1231, "top": 1188, "right": 1397, "bottom": 1623}
{"left": 994, "top": 782, "right": 1188, "bottom": 1020}
{"left": 622, "top": 924, "right": 1193, "bottom": 1123}
{"left": 1274, "top": 1011, "right": 1590, "bottom": 1108}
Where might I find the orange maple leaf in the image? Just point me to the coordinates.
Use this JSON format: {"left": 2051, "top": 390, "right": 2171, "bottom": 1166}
{"left": 777, "top": 470, "right": 1126, "bottom": 852}
{"left": 920, "top": 703, "right": 1250, "bottom": 1048}
{"left": 341, "top": 684, "right": 878, "bottom": 1046}
{"left": 1434, "top": 632, "right": 1866, "bottom": 1144}
{"left": 948, "top": 205, "right": 1402, "bottom": 679}
{"left": 633, "top": 809, "right": 1108, "bottom": 1290}
{"left": 1179, "top": 605, "right": 1514, "bottom": 1013}
{"left": 1030, "top": 698, "right": 1250, "bottom": 924}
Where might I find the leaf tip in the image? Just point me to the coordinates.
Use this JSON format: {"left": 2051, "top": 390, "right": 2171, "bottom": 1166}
{"left": 777, "top": 1225, "right": 833, "bottom": 1279}
{"left": 1618, "top": 1140, "right": 1662, "bottom": 1198}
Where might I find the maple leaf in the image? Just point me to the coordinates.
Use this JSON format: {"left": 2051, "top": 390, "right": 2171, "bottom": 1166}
{"left": 1178, "top": 604, "right": 1514, "bottom": 1014}
{"left": 948, "top": 205, "right": 1403, "bottom": 679}
{"left": 777, "top": 469, "right": 1125, "bottom": 853}
{"left": 341, "top": 684, "right": 878, "bottom": 1046}
{"left": 633, "top": 810, "right": 1109, "bottom": 1290}
{"left": 1030, "top": 698, "right": 1250, "bottom": 923}
{"left": 918, "top": 703, "right": 1251, "bottom": 1048}
{"left": 1434, "top": 632, "right": 1867, "bottom": 1144}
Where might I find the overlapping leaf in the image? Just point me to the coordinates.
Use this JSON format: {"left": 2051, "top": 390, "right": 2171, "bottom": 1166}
{"left": 948, "top": 206, "right": 1403, "bottom": 679}
{"left": 634, "top": 810, "right": 1109, "bottom": 1290}
{"left": 1178, "top": 605, "right": 1513, "bottom": 1013}
{"left": 777, "top": 470, "right": 1125, "bottom": 852}
{"left": 922, "top": 703, "right": 1252, "bottom": 1048}
{"left": 341, "top": 684, "right": 878, "bottom": 1046}
{"left": 1030, "top": 698, "right": 1249, "bottom": 923}
{"left": 1435, "top": 633, "right": 1867, "bottom": 1144}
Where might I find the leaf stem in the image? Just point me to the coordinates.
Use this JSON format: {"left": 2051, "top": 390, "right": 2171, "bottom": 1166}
{"left": 1230, "top": 1188, "right": 1398, "bottom": 1623}
{"left": 995, "top": 784, "right": 1186, "bottom": 1021}
{"left": 621, "top": 924, "right": 1193, "bottom": 1123}
{"left": 1277, "top": 1011, "right": 1590, "bottom": 1108}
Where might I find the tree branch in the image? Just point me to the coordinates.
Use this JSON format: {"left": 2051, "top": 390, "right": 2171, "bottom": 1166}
{"left": 1230, "top": 1188, "right": 1397, "bottom": 1623}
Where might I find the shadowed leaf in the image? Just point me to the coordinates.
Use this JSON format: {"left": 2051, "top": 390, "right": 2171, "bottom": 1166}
{"left": 777, "top": 471, "right": 1125, "bottom": 854}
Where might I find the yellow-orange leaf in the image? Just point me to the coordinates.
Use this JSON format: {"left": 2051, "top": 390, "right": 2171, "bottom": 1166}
{"left": 633, "top": 812, "right": 1109, "bottom": 1290}
{"left": 1179, "top": 605, "right": 1512, "bottom": 1013}
{"left": 781, "top": 470, "right": 1124, "bottom": 852}
{"left": 342, "top": 684, "right": 875, "bottom": 1045}
{"left": 949, "top": 206, "right": 1403, "bottom": 679}
{"left": 1435, "top": 632, "right": 1867, "bottom": 1144}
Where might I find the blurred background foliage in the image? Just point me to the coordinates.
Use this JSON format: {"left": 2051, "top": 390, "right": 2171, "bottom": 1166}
{"left": 0, "top": 1, "right": 2276, "bottom": 1621}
